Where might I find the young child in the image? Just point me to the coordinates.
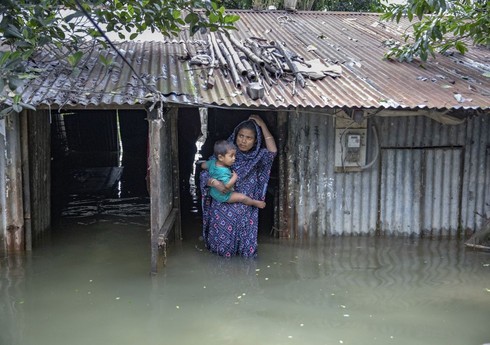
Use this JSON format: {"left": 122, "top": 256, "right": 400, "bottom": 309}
{"left": 201, "top": 140, "right": 266, "bottom": 209}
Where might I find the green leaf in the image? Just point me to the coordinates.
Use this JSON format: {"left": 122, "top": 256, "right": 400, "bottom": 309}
{"left": 67, "top": 51, "right": 83, "bottom": 67}
{"left": 209, "top": 13, "right": 219, "bottom": 24}
{"left": 454, "top": 40, "right": 466, "bottom": 55}
{"left": 8, "top": 77, "right": 23, "bottom": 91}
{"left": 99, "top": 55, "right": 111, "bottom": 66}
{"left": 172, "top": 10, "right": 181, "bottom": 19}
{"left": 12, "top": 104, "right": 22, "bottom": 113}
{"left": 407, "top": 10, "right": 413, "bottom": 22}
{"left": 5, "top": 25, "right": 24, "bottom": 39}
{"left": 64, "top": 11, "right": 84, "bottom": 23}
{"left": 224, "top": 15, "right": 240, "bottom": 24}
{"left": 129, "top": 32, "right": 138, "bottom": 40}
{"left": 185, "top": 12, "right": 199, "bottom": 24}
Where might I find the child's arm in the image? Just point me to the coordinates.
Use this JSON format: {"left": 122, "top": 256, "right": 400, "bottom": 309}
{"left": 200, "top": 161, "right": 208, "bottom": 170}
{"left": 224, "top": 171, "right": 238, "bottom": 189}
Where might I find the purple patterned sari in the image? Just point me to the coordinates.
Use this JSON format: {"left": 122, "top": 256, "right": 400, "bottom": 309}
{"left": 200, "top": 121, "right": 276, "bottom": 257}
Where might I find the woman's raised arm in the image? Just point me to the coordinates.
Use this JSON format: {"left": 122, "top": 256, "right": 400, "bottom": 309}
{"left": 249, "top": 115, "right": 277, "bottom": 153}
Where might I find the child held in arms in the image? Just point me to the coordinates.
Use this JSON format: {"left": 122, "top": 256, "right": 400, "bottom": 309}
{"left": 201, "top": 140, "right": 266, "bottom": 209}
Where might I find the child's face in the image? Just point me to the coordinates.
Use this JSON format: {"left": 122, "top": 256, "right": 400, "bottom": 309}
{"left": 218, "top": 149, "right": 236, "bottom": 167}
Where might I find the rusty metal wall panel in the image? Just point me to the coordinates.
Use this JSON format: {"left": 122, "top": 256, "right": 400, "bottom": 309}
{"left": 27, "top": 110, "right": 51, "bottom": 242}
{"left": 286, "top": 111, "right": 378, "bottom": 237}
{"left": 379, "top": 149, "right": 423, "bottom": 236}
{"left": 377, "top": 115, "right": 467, "bottom": 148}
{"left": 379, "top": 148, "right": 462, "bottom": 236}
{"left": 0, "top": 118, "right": 6, "bottom": 250}
{"left": 422, "top": 148, "right": 463, "bottom": 236}
{"left": 286, "top": 112, "right": 489, "bottom": 238}
{"left": 461, "top": 115, "right": 490, "bottom": 233}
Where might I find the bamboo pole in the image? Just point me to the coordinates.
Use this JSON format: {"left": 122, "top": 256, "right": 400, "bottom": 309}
{"left": 261, "top": 65, "right": 275, "bottom": 86}
{"left": 217, "top": 38, "right": 242, "bottom": 88}
{"left": 229, "top": 35, "right": 265, "bottom": 67}
{"left": 219, "top": 32, "right": 247, "bottom": 77}
{"left": 207, "top": 37, "right": 216, "bottom": 89}
{"left": 210, "top": 32, "right": 227, "bottom": 69}
{"left": 237, "top": 51, "right": 256, "bottom": 81}
{"left": 274, "top": 43, "right": 305, "bottom": 88}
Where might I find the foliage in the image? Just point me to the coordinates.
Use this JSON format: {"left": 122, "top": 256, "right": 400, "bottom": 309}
{"left": 309, "top": 0, "right": 381, "bottom": 12}
{"left": 226, "top": 0, "right": 380, "bottom": 11}
{"left": 0, "top": 0, "right": 239, "bottom": 115}
{"left": 381, "top": 0, "right": 490, "bottom": 62}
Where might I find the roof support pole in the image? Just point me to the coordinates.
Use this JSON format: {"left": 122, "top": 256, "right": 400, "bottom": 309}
{"left": 277, "top": 110, "right": 290, "bottom": 238}
{"left": 170, "top": 109, "right": 182, "bottom": 241}
{"left": 20, "top": 111, "right": 32, "bottom": 251}
{"left": 4, "top": 113, "right": 25, "bottom": 252}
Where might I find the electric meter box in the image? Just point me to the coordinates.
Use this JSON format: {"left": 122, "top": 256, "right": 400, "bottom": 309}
{"left": 334, "top": 128, "right": 367, "bottom": 172}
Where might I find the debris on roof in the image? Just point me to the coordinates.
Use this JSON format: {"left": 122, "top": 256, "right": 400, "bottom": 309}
{"left": 182, "top": 31, "right": 342, "bottom": 98}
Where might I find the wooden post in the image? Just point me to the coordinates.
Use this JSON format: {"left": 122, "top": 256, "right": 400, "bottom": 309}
{"left": 20, "top": 111, "right": 32, "bottom": 251}
{"left": 149, "top": 107, "right": 164, "bottom": 274}
{"left": 5, "top": 113, "right": 25, "bottom": 252}
{"left": 170, "top": 109, "right": 182, "bottom": 241}
{"left": 277, "top": 111, "right": 290, "bottom": 238}
{"left": 148, "top": 106, "right": 180, "bottom": 274}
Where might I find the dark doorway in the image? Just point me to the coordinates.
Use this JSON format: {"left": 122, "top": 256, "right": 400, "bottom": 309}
{"left": 51, "top": 109, "right": 149, "bottom": 222}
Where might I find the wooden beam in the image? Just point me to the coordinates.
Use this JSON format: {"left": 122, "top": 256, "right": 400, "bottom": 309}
{"left": 4, "top": 113, "right": 25, "bottom": 252}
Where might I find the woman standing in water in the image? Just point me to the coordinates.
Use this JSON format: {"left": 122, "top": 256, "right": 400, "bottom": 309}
{"left": 200, "top": 115, "right": 277, "bottom": 257}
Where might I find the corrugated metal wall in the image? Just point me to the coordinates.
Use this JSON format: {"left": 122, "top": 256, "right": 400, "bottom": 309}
{"left": 461, "top": 115, "right": 490, "bottom": 233}
{"left": 285, "top": 111, "right": 490, "bottom": 238}
{"left": 26, "top": 110, "right": 51, "bottom": 242}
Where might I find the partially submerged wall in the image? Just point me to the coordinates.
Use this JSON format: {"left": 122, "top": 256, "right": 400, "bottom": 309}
{"left": 283, "top": 110, "right": 490, "bottom": 238}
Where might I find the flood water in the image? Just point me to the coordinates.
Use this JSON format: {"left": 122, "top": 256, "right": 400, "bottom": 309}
{"left": 1, "top": 203, "right": 490, "bottom": 345}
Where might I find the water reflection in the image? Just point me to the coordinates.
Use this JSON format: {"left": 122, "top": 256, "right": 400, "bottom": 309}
{"left": 1, "top": 222, "right": 489, "bottom": 345}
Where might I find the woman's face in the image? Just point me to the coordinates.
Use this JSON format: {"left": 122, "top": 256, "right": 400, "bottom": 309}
{"left": 236, "top": 128, "right": 256, "bottom": 152}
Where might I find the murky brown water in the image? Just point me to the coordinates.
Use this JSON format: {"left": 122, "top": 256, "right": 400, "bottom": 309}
{"left": 1, "top": 208, "right": 489, "bottom": 345}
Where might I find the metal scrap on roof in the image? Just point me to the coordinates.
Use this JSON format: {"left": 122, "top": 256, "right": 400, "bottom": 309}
{"left": 183, "top": 30, "right": 342, "bottom": 99}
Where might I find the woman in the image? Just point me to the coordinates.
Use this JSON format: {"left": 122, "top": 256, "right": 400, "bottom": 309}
{"left": 200, "top": 115, "right": 277, "bottom": 257}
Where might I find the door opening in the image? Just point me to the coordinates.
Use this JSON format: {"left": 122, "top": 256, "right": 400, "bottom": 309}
{"left": 50, "top": 109, "right": 149, "bottom": 223}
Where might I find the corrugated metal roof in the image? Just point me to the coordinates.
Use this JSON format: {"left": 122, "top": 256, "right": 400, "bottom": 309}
{"left": 20, "top": 10, "right": 490, "bottom": 110}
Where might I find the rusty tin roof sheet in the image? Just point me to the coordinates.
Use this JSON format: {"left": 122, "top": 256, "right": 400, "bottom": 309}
{"left": 20, "top": 10, "right": 490, "bottom": 110}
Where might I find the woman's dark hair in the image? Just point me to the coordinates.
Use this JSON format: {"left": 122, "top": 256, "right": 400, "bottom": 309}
{"left": 234, "top": 120, "right": 257, "bottom": 139}
{"left": 214, "top": 140, "right": 236, "bottom": 157}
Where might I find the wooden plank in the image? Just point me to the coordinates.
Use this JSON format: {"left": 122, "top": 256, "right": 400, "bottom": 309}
{"left": 149, "top": 108, "right": 178, "bottom": 274}
{"left": 277, "top": 111, "right": 289, "bottom": 238}
{"left": 20, "top": 111, "right": 32, "bottom": 251}
{"left": 149, "top": 114, "right": 163, "bottom": 274}
{"left": 170, "top": 109, "right": 182, "bottom": 241}
{"left": 5, "top": 113, "right": 25, "bottom": 252}
{"left": 157, "top": 208, "right": 178, "bottom": 247}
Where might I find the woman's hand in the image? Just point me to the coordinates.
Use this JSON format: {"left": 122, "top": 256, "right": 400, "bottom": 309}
{"left": 249, "top": 114, "right": 277, "bottom": 153}
{"left": 249, "top": 114, "right": 266, "bottom": 128}
{"left": 225, "top": 171, "right": 238, "bottom": 189}
{"left": 209, "top": 178, "right": 229, "bottom": 194}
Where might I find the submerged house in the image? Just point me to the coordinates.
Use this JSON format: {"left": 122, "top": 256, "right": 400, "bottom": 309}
{"left": 1, "top": 10, "right": 489, "bottom": 268}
